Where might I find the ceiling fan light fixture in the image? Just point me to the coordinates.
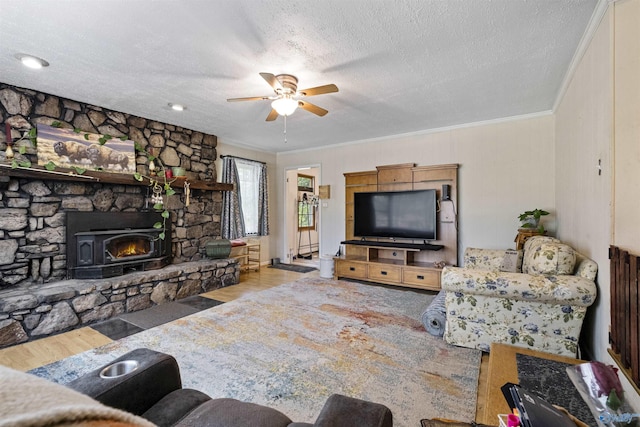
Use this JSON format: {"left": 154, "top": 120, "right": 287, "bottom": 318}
{"left": 15, "top": 53, "right": 49, "bottom": 69}
{"left": 271, "top": 97, "right": 298, "bottom": 116}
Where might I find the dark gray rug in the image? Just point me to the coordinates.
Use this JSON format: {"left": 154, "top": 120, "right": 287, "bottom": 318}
{"left": 91, "top": 296, "right": 225, "bottom": 340}
{"left": 119, "top": 301, "right": 201, "bottom": 329}
{"left": 91, "top": 318, "right": 145, "bottom": 341}
{"left": 268, "top": 263, "right": 317, "bottom": 273}
{"left": 178, "top": 295, "right": 225, "bottom": 311}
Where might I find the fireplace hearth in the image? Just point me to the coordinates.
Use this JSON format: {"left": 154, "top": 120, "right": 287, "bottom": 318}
{"left": 66, "top": 211, "right": 171, "bottom": 279}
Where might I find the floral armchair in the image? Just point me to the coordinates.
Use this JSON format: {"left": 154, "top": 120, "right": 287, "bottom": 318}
{"left": 441, "top": 236, "right": 598, "bottom": 357}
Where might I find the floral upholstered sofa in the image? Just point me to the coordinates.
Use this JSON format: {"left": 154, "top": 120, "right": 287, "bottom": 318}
{"left": 441, "top": 236, "right": 598, "bottom": 357}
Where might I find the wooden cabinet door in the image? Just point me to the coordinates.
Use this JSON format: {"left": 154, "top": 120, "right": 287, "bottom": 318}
{"left": 368, "top": 264, "right": 402, "bottom": 282}
{"left": 376, "top": 163, "right": 414, "bottom": 192}
{"left": 344, "top": 171, "right": 377, "bottom": 241}
{"left": 335, "top": 259, "right": 368, "bottom": 279}
{"left": 403, "top": 267, "right": 441, "bottom": 289}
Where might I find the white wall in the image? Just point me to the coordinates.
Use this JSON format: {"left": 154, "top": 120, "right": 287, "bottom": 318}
{"left": 555, "top": 0, "right": 612, "bottom": 363}
{"left": 555, "top": 0, "right": 640, "bottom": 410}
{"left": 612, "top": 0, "right": 640, "bottom": 409}
{"left": 275, "top": 114, "right": 556, "bottom": 264}
{"left": 215, "top": 141, "right": 277, "bottom": 265}
{"left": 613, "top": 0, "right": 640, "bottom": 250}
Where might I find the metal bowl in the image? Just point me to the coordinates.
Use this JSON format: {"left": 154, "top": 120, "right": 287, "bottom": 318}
{"left": 99, "top": 360, "right": 139, "bottom": 379}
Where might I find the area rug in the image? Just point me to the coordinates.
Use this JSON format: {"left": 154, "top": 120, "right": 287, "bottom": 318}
{"left": 268, "top": 263, "right": 317, "bottom": 273}
{"left": 31, "top": 277, "right": 482, "bottom": 427}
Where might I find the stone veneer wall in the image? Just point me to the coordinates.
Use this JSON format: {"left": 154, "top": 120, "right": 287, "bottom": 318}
{"left": 0, "top": 259, "right": 239, "bottom": 348}
{"left": 0, "top": 83, "right": 240, "bottom": 347}
{"left": 0, "top": 82, "right": 224, "bottom": 288}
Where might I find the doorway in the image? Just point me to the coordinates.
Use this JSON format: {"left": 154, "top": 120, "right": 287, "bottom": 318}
{"left": 284, "top": 166, "right": 320, "bottom": 268}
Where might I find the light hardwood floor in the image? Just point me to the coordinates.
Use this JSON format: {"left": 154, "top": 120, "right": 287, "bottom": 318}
{"left": 0, "top": 267, "right": 489, "bottom": 423}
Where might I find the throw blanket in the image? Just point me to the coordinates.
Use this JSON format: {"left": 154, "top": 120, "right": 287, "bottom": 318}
{"left": 421, "top": 290, "right": 447, "bottom": 337}
{"left": 0, "top": 365, "right": 153, "bottom": 427}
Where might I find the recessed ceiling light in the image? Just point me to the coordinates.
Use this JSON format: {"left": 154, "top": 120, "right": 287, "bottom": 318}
{"left": 168, "top": 103, "right": 185, "bottom": 111}
{"left": 15, "top": 54, "right": 49, "bottom": 69}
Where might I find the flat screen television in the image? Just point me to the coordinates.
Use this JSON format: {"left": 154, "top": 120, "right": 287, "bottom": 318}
{"left": 353, "top": 189, "right": 437, "bottom": 240}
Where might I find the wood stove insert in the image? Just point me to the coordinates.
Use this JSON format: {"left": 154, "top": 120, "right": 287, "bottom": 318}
{"left": 66, "top": 211, "right": 171, "bottom": 279}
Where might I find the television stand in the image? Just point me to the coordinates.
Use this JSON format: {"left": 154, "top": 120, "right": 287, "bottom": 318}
{"left": 334, "top": 241, "right": 445, "bottom": 291}
{"left": 340, "top": 163, "right": 459, "bottom": 291}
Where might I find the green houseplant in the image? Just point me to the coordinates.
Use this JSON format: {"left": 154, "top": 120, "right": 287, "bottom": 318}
{"left": 518, "top": 209, "right": 549, "bottom": 233}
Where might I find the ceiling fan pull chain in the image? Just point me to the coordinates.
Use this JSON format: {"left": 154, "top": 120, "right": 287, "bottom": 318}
{"left": 284, "top": 114, "right": 288, "bottom": 143}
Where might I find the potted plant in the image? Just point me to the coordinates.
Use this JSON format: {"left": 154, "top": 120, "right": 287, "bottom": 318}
{"left": 518, "top": 209, "right": 549, "bottom": 233}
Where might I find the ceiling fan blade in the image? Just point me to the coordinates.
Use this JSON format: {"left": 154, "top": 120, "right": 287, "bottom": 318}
{"left": 266, "top": 109, "right": 279, "bottom": 121}
{"left": 298, "top": 100, "right": 328, "bottom": 117}
{"left": 260, "top": 72, "right": 283, "bottom": 92}
{"left": 227, "top": 96, "right": 270, "bottom": 102}
{"left": 298, "top": 84, "right": 339, "bottom": 97}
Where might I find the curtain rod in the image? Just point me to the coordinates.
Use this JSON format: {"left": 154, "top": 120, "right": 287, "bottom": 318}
{"left": 220, "top": 155, "right": 266, "bottom": 165}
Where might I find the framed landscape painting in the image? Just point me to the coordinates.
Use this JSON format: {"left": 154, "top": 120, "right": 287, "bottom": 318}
{"left": 37, "top": 124, "right": 136, "bottom": 174}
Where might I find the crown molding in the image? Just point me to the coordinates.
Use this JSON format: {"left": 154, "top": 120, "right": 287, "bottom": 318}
{"left": 552, "top": 0, "right": 612, "bottom": 111}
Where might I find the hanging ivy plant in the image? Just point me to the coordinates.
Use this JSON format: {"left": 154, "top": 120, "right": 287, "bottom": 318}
{"left": 133, "top": 141, "right": 176, "bottom": 240}
{"left": 5, "top": 121, "right": 176, "bottom": 241}
{"left": 6, "top": 127, "right": 37, "bottom": 168}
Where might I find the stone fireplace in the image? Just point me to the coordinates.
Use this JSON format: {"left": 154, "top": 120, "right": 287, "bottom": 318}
{"left": 66, "top": 211, "right": 171, "bottom": 279}
{"left": 0, "top": 82, "right": 228, "bottom": 289}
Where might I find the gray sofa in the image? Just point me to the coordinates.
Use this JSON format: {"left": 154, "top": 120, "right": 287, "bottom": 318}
{"left": 67, "top": 348, "right": 393, "bottom": 427}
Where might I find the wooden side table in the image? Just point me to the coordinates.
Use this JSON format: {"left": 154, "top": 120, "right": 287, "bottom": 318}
{"left": 514, "top": 228, "right": 545, "bottom": 250}
{"left": 229, "top": 241, "right": 260, "bottom": 272}
{"left": 481, "top": 343, "right": 583, "bottom": 425}
{"left": 245, "top": 242, "right": 261, "bottom": 271}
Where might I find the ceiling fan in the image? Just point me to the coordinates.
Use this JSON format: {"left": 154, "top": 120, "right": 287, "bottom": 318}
{"left": 227, "top": 73, "right": 339, "bottom": 121}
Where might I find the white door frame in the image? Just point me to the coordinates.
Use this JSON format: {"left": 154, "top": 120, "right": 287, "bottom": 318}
{"left": 282, "top": 164, "right": 321, "bottom": 264}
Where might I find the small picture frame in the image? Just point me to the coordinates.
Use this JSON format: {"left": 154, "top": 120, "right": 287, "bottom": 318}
{"left": 319, "top": 184, "right": 330, "bottom": 199}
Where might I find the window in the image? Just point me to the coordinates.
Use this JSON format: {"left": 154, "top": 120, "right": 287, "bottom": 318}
{"left": 297, "top": 174, "right": 314, "bottom": 192}
{"left": 236, "top": 160, "right": 262, "bottom": 235}
{"left": 298, "top": 197, "right": 315, "bottom": 231}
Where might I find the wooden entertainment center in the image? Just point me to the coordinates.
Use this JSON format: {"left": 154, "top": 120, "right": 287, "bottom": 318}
{"left": 334, "top": 163, "right": 458, "bottom": 291}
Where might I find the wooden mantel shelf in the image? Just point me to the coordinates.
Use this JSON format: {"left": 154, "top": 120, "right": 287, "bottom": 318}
{"left": 0, "top": 164, "right": 233, "bottom": 191}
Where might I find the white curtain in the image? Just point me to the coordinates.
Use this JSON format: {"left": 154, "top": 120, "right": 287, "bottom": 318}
{"left": 221, "top": 157, "right": 269, "bottom": 238}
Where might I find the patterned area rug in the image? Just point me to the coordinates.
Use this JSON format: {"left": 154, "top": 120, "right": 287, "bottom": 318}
{"left": 31, "top": 278, "right": 481, "bottom": 427}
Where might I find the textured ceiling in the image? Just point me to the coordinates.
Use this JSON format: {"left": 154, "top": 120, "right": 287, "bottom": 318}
{"left": 0, "top": 0, "right": 599, "bottom": 153}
